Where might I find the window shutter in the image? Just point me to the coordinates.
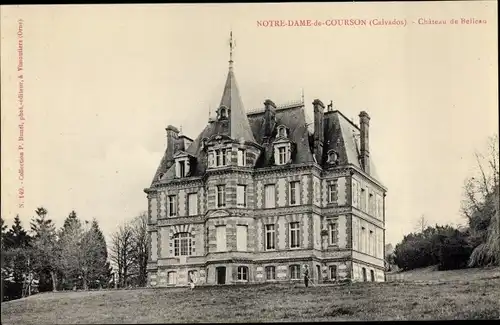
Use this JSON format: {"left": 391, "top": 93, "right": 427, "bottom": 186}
{"left": 208, "top": 152, "right": 214, "bottom": 167}
{"left": 216, "top": 226, "right": 227, "bottom": 252}
{"left": 237, "top": 185, "right": 245, "bottom": 206}
{"left": 295, "top": 182, "right": 300, "bottom": 205}
{"left": 265, "top": 185, "right": 275, "bottom": 208}
{"left": 236, "top": 225, "right": 248, "bottom": 251}
{"left": 226, "top": 149, "right": 232, "bottom": 165}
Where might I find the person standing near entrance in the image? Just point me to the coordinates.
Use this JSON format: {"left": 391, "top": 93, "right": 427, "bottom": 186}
{"left": 303, "top": 264, "right": 310, "bottom": 288}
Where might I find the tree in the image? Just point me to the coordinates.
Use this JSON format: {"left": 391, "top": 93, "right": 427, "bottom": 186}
{"left": 30, "top": 207, "right": 59, "bottom": 292}
{"left": 130, "top": 212, "right": 149, "bottom": 287}
{"left": 110, "top": 222, "right": 135, "bottom": 288}
{"left": 58, "top": 211, "right": 84, "bottom": 290}
{"left": 1, "top": 216, "right": 7, "bottom": 250}
{"left": 2, "top": 215, "right": 33, "bottom": 300}
{"left": 80, "top": 219, "right": 111, "bottom": 290}
{"left": 414, "top": 215, "right": 428, "bottom": 233}
{"left": 462, "top": 135, "right": 499, "bottom": 266}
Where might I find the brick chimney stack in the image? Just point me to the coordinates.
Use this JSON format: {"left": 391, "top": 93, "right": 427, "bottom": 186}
{"left": 359, "top": 111, "right": 370, "bottom": 174}
{"left": 165, "top": 125, "right": 180, "bottom": 170}
{"left": 263, "top": 99, "right": 277, "bottom": 140}
{"left": 313, "top": 99, "right": 325, "bottom": 164}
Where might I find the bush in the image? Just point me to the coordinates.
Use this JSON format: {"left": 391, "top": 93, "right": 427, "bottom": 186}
{"left": 394, "top": 225, "right": 472, "bottom": 271}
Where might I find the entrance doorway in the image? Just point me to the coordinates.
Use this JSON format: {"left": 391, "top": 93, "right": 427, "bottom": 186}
{"left": 216, "top": 267, "right": 226, "bottom": 285}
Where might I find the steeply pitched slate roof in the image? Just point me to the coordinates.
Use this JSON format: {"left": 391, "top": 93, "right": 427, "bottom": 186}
{"left": 220, "top": 68, "right": 256, "bottom": 143}
{"left": 151, "top": 106, "right": 383, "bottom": 186}
{"left": 247, "top": 105, "right": 315, "bottom": 167}
{"left": 323, "top": 111, "right": 381, "bottom": 181}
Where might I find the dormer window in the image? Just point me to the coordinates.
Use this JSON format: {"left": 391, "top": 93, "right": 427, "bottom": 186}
{"left": 274, "top": 143, "right": 291, "bottom": 166}
{"left": 179, "top": 160, "right": 186, "bottom": 177}
{"left": 327, "top": 149, "right": 339, "bottom": 165}
{"left": 217, "top": 105, "right": 229, "bottom": 120}
{"left": 174, "top": 155, "right": 191, "bottom": 178}
{"left": 209, "top": 148, "right": 230, "bottom": 167}
{"left": 277, "top": 125, "right": 287, "bottom": 138}
{"left": 237, "top": 149, "right": 246, "bottom": 166}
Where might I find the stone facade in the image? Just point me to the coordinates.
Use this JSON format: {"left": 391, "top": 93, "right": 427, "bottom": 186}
{"left": 144, "top": 49, "right": 387, "bottom": 287}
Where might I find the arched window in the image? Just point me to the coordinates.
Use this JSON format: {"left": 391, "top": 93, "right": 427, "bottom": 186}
{"left": 277, "top": 125, "right": 287, "bottom": 138}
{"left": 237, "top": 266, "right": 248, "bottom": 281}
{"left": 167, "top": 271, "right": 177, "bottom": 285}
{"left": 173, "top": 232, "right": 192, "bottom": 256}
{"left": 265, "top": 266, "right": 276, "bottom": 280}
{"left": 327, "top": 149, "right": 338, "bottom": 164}
{"left": 289, "top": 265, "right": 301, "bottom": 280}
{"left": 218, "top": 106, "right": 228, "bottom": 120}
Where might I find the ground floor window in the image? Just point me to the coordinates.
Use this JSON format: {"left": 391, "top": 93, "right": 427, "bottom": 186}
{"left": 167, "top": 271, "right": 177, "bottom": 285}
{"left": 265, "top": 266, "right": 276, "bottom": 280}
{"left": 289, "top": 265, "right": 301, "bottom": 280}
{"left": 237, "top": 266, "right": 248, "bottom": 281}
{"left": 370, "top": 269, "right": 375, "bottom": 282}
{"left": 329, "top": 265, "right": 337, "bottom": 280}
{"left": 362, "top": 267, "right": 367, "bottom": 282}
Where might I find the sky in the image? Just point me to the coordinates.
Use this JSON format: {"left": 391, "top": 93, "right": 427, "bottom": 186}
{"left": 1, "top": 2, "right": 498, "bottom": 247}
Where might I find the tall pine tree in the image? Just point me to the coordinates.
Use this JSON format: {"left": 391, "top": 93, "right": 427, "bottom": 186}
{"left": 58, "top": 210, "right": 83, "bottom": 290}
{"left": 30, "top": 207, "right": 59, "bottom": 292}
{"left": 80, "top": 219, "right": 111, "bottom": 289}
{"left": 2, "top": 215, "right": 33, "bottom": 300}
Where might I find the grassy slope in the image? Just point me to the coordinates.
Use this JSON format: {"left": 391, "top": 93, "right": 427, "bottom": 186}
{"left": 2, "top": 268, "right": 500, "bottom": 323}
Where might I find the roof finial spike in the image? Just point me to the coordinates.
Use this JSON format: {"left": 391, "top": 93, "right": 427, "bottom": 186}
{"left": 228, "top": 30, "right": 236, "bottom": 69}
{"left": 301, "top": 88, "right": 305, "bottom": 104}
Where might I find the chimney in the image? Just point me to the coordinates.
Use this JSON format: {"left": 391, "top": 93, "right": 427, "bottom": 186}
{"left": 165, "top": 125, "right": 180, "bottom": 170}
{"left": 263, "top": 99, "right": 277, "bottom": 139}
{"left": 359, "top": 111, "right": 370, "bottom": 174}
{"left": 313, "top": 99, "right": 325, "bottom": 164}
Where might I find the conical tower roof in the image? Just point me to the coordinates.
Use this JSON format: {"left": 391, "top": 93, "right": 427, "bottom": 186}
{"left": 218, "top": 31, "right": 256, "bottom": 143}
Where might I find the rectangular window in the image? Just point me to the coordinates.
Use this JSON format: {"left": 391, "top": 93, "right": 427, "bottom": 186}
{"left": 278, "top": 147, "right": 287, "bottom": 165}
{"left": 237, "top": 185, "right": 247, "bottom": 207}
{"left": 236, "top": 225, "right": 248, "bottom": 251}
{"left": 237, "top": 266, "right": 248, "bottom": 281}
{"left": 329, "top": 223, "right": 338, "bottom": 245}
{"left": 167, "top": 271, "right": 177, "bottom": 285}
{"left": 214, "top": 149, "right": 228, "bottom": 167}
{"left": 289, "top": 181, "right": 300, "bottom": 205}
{"left": 179, "top": 160, "right": 186, "bottom": 177}
{"left": 264, "top": 184, "right": 275, "bottom": 208}
{"left": 329, "top": 265, "right": 337, "bottom": 280}
{"left": 290, "top": 265, "right": 301, "bottom": 280}
{"left": 328, "top": 184, "right": 336, "bottom": 203}
{"left": 237, "top": 149, "right": 246, "bottom": 166}
{"left": 215, "top": 150, "right": 222, "bottom": 166}
{"left": 368, "top": 193, "right": 374, "bottom": 215}
{"left": 208, "top": 151, "right": 215, "bottom": 167}
{"left": 361, "top": 226, "right": 366, "bottom": 253}
{"left": 266, "top": 266, "right": 276, "bottom": 280}
{"left": 216, "top": 185, "right": 226, "bottom": 207}
{"left": 216, "top": 225, "right": 227, "bottom": 252}
{"left": 187, "top": 193, "right": 198, "bottom": 216}
{"left": 265, "top": 224, "right": 275, "bottom": 250}
{"left": 168, "top": 195, "right": 177, "bottom": 216}
{"left": 290, "top": 222, "right": 300, "bottom": 248}
{"left": 369, "top": 230, "right": 374, "bottom": 256}
{"left": 225, "top": 149, "right": 231, "bottom": 166}
{"left": 361, "top": 188, "right": 366, "bottom": 211}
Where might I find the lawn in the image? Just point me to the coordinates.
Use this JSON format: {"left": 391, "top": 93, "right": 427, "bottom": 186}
{"left": 2, "top": 268, "right": 500, "bottom": 323}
